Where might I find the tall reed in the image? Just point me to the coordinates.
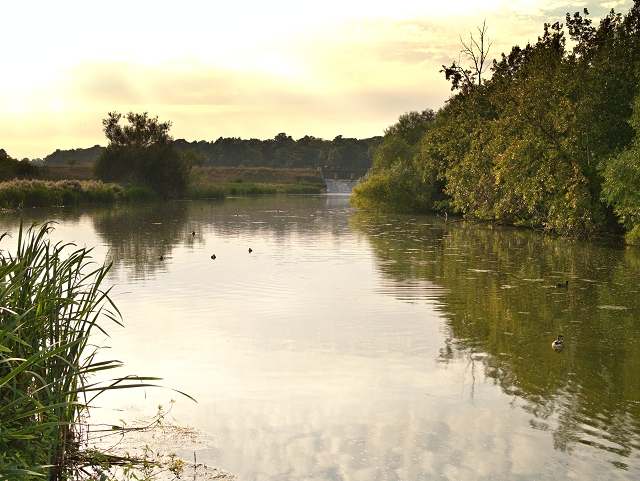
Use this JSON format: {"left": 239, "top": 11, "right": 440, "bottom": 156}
{"left": 0, "top": 180, "right": 159, "bottom": 208}
{"left": 0, "top": 222, "right": 161, "bottom": 480}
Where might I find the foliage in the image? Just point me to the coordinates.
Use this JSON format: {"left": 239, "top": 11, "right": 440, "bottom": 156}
{"left": 0, "top": 151, "right": 39, "bottom": 182}
{"left": 44, "top": 146, "right": 106, "bottom": 166}
{"left": 351, "top": 109, "right": 444, "bottom": 213}
{"left": 354, "top": 2, "right": 640, "bottom": 240}
{"left": 173, "top": 134, "right": 382, "bottom": 172}
{"left": 0, "top": 222, "right": 170, "bottom": 480}
{"left": 601, "top": 95, "right": 640, "bottom": 244}
{"left": 42, "top": 134, "right": 382, "bottom": 174}
{"left": 184, "top": 181, "right": 227, "bottom": 200}
{"left": 93, "top": 112, "right": 204, "bottom": 199}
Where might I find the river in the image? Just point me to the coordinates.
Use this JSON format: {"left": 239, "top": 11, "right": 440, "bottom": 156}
{"left": 1, "top": 194, "right": 639, "bottom": 480}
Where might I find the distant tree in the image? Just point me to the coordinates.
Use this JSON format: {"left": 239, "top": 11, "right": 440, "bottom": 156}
{"left": 94, "top": 112, "right": 203, "bottom": 198}
{"left": 0, "top": 150, "right": 39, "bottom": 180}
{"left": 44, "top": 145, "right": 106, "bottom": 165}
{"left": 102, "top": 111, "right": 172, "bottom": 149}
{"left": 274, "top": 132, "right": 294, "bottom": 143}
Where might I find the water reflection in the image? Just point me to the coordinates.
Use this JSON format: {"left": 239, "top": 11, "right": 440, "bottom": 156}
{"left": 92, "top": 203, "right": 193, "bottom": 281}
{"left": 2, "top": 197, "right": 640, "bottom": 479}
{"left": 351, "top": 211, "right": 640, "bottom": 471}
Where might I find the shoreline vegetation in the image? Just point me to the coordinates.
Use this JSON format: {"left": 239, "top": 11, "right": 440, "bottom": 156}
{"left": 0, "top": 166, "right": 327, "bottom": 209}
{"left": 0, "top": 221, "right": 193, "bottom": 480}
{"left": 352, "top": 3, "right": 640, "bottom": 244}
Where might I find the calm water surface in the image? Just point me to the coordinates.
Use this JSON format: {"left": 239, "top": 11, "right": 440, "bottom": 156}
{"left": 2, "top": 195, "right": 640, "bottom": 480}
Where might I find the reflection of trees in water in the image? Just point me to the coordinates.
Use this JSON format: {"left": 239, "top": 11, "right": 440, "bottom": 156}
{"left": 351, "top": 211, "right": 640, "bottom": 467}
{"left": 91, "top": 203, "right": 193, "bottom": 281}
{"left": 178, "top": 195, "right": 355, "bottom": 252}
{"left": 91, "top": 196, "right": 354, "bottom": 281}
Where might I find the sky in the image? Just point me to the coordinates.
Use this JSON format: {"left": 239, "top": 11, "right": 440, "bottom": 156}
{"left": 1, "top": 0, "right": 634, "bottom": 160}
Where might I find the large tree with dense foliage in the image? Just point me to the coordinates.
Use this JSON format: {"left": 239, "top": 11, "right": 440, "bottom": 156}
{"left": 94, "top": 112, "right": 203, "bottom": 198}
{"left": 352, "top": 1, "right": 640, "bottom": 241}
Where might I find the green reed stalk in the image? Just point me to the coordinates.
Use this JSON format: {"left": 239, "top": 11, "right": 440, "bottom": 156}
{"left": 0, "top": 222, "right": 162, "bottom": 480}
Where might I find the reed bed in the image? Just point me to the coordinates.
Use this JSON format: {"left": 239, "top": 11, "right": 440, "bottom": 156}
{"left": 0, "top": 178, "right": 322, "bottom": 210}
{"left": 0, "top": 180, "right": 158, "bottom": 208}
{"left": 184, "top": 182, "right": 226, "bottom": 200}
{"left": 0, "top": 222, "right": 165, "bottom": 480}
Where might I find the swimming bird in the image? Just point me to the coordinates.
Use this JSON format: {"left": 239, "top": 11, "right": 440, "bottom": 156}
{"left": 159, "top": 255, "right": 164, "bottom": 261}
{"left": 192, "top": 230, "right": 196, "bottom": 236}
{"left": 248, "top": 248, "right": 252, "bottom": 253}
{"left": 552, "top": 334, "right": 564, "bottom": 351}
{"left": 211, "top": 254, "right": 216, "bottom": 260}
{"left": 556, "top": 280, "right": 569, "bottom": 288}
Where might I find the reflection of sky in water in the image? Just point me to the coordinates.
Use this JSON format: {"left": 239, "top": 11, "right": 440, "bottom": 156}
{"left": 0, "top": 197, "right": 638, "bottom": 480}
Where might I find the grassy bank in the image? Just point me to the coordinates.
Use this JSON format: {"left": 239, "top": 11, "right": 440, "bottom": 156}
{"left": 38, "top": 165, "right": 325, "bottom": 186}
{"left": 187, "top": 180, "right": 322, "bottom": 198}
{"left": 183, "top": 166, "right": 326, "bottom": 198}
{"left": 0, "top": 166, "right": 324, "bottom": 207}
{"left": 0, "top": 180, "right": 159, "bottom": 208}
{"left": 0, "top": 222, "right": 164, "bottom": 480}
{"left": 191, "top": 166, "right": 324, "bottom": 185}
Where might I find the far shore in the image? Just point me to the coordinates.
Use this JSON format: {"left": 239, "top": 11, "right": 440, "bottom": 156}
{"left": 39, "top": 164, "right": 326, "bottom": 185}
{"left": 0, "top": 165, "right": 331, "bottom": 208}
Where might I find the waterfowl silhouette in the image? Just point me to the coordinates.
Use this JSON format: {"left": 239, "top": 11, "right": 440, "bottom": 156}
{"left": 248, "top": 248, "right": 252, "bottom": 253}
{"left": 552, "top": 334, "right": 564, "bottom": 351}
{"left": 556, "top": 280, "right": 569, "bottom": 288}
{"left": 159, "top": 255, "right": 164, "bottom": 261}
{"left": 211, "top": 254, "right": 216, "bottom": 260}
{"left": 192, "top": 230, "right": 196, "bottom": 236}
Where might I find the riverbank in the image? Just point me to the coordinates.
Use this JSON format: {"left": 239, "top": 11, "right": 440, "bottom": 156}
{"left": 37, "top": 165, "right": 325, "bottom": 185}
{"left": 0, "top": 166, "right": 327, "bottom": 207}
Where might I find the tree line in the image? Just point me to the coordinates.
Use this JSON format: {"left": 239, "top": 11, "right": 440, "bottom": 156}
{"left": 40, "top": 133, "right": 382, "bottom": 172}
{"left": 174, "top": 134, "right": 381, "bottom": 171}
{"left": 0, "top": 149, "right": 39, "bottom": 180}
{"left": 352, "top": 2, "right": 640, "bottom": 243}
{"left": 91, "top": 113, "right": 382, "bottom": 199}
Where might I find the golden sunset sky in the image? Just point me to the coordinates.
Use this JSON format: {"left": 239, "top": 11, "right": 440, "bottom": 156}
{"left": 1, "top": 0, "right": 632, "bottom": 159}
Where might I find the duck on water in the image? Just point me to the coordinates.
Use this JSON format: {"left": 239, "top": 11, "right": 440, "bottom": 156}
{"left": 552, "top": 334, "right": 564, "bottom": 351}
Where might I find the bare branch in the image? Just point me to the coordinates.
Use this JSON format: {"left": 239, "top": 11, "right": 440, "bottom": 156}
{"left": 460, "top": 20, "right": 492, "bottom": 86}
